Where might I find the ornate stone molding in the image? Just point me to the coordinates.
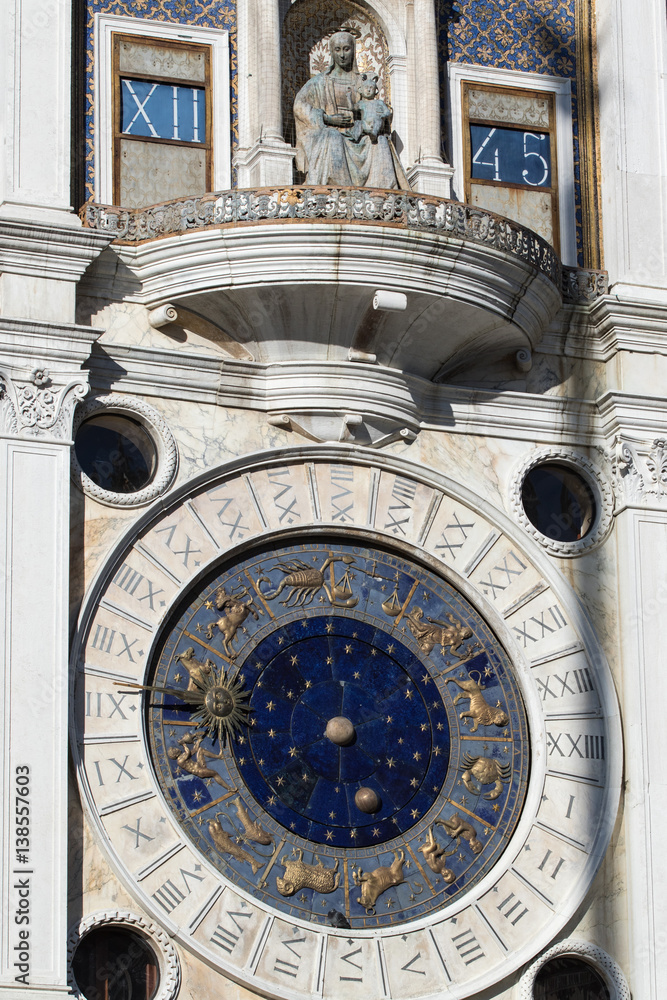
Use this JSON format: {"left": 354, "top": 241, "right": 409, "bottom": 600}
{"left": 510, "top": 446, "right": 614, "bottom": 556}
{"left": 609, "top": 435, "right": 667, "bottom": 508}
{"left": 79, "top": 187, "right": 609, "bottom": 304}
{"left": 561, "top": 264, "right": 608, "bottom": 303}
{"left": 0, "top": 365, "right": 89, "bottom": 440}
{"left": 71, "top": 394, "right": 178, "bottom": 507}
{"left": 67, "top": 909, "right": 180, "bottom": 1000}
{"left": 515, "top": 938, "right": 630, "bottom": 1000}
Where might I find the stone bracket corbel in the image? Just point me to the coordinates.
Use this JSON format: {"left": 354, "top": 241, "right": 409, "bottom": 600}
{"left": 267, "top": 412, "right": 418, "bottom": 448}
{"left": 147, "top": 302, "right": 254, "bottom": 361}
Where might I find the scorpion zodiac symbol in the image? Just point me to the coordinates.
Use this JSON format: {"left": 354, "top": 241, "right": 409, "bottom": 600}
{"left": 256, "top": 553, "right": 359, "bottom": 608}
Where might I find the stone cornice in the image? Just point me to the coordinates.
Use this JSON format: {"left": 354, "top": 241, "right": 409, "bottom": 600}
{"left": 0, "top": 219, "right": 112, "bottom": 282}
{"left": 88, "top": 345, "right": 603, "bottom": 446}
{"left": 538, "top": 293, "right": 667, "bottom": 361}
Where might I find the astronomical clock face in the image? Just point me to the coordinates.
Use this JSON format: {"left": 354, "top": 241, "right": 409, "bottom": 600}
{"left": 73, "top": 452, "right": 619, "bottom": 1000}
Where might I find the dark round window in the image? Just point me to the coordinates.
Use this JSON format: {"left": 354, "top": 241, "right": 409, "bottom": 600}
{"left": 75, "top": 414, "right": 157, "bottom": 494}
{"left": 534, "top": 956, "right": 610, "bottom": 999}
{"left": 521, "top": 463, "right": 596, "bottom": 543}
{"left": 72, "top": 926, "right": 159, "bottom": 1000}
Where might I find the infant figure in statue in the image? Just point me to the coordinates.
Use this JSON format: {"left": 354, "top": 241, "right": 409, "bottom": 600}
{"left": 345, "top": 72, "right": 391, "bottom": 144}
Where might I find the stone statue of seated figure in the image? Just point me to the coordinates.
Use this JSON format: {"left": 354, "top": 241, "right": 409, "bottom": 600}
{"left": 293, "top": 30, "right": 410, "bottom": 190}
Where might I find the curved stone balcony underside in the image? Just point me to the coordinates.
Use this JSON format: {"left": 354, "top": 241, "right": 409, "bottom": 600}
{"left": 82, "top": 187, "right": 607, "bottom": 382}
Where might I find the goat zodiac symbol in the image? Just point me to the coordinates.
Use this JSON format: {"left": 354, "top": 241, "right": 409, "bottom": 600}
{"left": 257, "top": 553, "right": 359, "bottom": 608}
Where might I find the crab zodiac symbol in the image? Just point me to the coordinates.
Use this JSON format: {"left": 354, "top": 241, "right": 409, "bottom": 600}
{"left": 461, "top": 754, "right": 511, "bottom": 800}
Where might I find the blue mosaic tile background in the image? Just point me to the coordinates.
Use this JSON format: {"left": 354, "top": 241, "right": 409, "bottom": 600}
{"left": 441, "top": 0, "right": 582, "bottom": 262}
{"left": 84, "top": 0, "right": 238, "bottom": 202}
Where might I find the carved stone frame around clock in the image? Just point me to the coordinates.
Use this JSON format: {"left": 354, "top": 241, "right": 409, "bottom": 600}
{"left": 70, "top": 445, "right": 622, "bottom": 1000}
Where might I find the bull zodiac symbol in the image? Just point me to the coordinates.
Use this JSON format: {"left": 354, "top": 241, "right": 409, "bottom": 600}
{"left": 257, "top": 553, "right": 359, "bottom": 608}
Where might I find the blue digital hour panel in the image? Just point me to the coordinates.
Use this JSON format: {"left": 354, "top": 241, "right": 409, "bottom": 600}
{"left": 470, "top": 124, "right": 551, "bottom": 188}
{"left": 120, "top": 79, "right": 206, "bottom": 143}
{"left": 148, "top": 539, "right": 529, "bottom": 929}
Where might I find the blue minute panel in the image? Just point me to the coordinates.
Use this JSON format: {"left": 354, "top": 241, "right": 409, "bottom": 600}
{"left": 470, "top": 124, "right": 551, "bottom": 188}
{"left": 121, "top": 78, "right": 206, "bottom": 143}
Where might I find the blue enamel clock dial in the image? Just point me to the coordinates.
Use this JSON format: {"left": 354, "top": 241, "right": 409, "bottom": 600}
{"left": 148, "top": 539, "right": 529, "bottom": 929}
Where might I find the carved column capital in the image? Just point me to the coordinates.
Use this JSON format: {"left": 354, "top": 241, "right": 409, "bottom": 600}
{"left": 0, "top": 365, "right": 89, "bottom": 441}
{"left": 608, "top": 434, "right": 667, "bottom": 508}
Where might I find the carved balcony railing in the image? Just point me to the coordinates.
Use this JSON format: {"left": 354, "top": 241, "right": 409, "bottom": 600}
{"left": 81, "top": 186, "right": 608, "bottom": 306}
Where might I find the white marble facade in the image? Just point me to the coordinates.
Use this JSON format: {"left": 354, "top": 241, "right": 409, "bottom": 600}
{"left": 1, "top": 0, "right": 667, "bottom": 999}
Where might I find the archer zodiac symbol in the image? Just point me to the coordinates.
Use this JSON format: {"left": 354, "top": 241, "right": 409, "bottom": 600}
{"left": 205, "top": 584, "right": 263, "bottom": 659}
{"left": 256, "top": 553, "right": 359, "bottom": 608}
{"left": 461, "top": 754, "right": 511, "bottom": 800}
{"left": 446, "top": 672, "right": 509, "bottom": 732}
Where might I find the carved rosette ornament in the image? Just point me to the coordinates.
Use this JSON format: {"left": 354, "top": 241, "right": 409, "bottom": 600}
{"left": 0, "top": 365, "right": 89, "bottom": 440}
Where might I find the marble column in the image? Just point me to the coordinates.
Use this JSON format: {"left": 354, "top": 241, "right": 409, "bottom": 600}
{"left": 234, "top": 0, "right": 294, "bottom": 186}
{"left": 0, "top": 0, "right": 77, "bottom": 226}
{"left": 406, "top": 0, "right": 453, "bottom": 197}
{"left": 0, "top": 325, "right": 100, "bottom": 999}
{"left": 596, "top": 0, "right": 667, "bottom": 289}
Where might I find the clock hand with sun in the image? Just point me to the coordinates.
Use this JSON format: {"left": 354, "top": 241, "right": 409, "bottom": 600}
{"left": 118, "top": 664, "right": 251, "bottom": 745}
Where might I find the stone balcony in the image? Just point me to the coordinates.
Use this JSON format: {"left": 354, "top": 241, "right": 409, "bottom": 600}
{"left": 81, "top": 187, "right": 607, "bottom": 382}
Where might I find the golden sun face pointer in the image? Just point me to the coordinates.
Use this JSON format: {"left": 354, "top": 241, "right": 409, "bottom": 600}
{"left": 116, "top": 669, "right": 252, "bottom": 746}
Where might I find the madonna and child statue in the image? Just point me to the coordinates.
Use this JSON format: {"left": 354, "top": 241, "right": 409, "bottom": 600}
{"left": 293, "top": 30, "right": 411, "bottom": 190}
